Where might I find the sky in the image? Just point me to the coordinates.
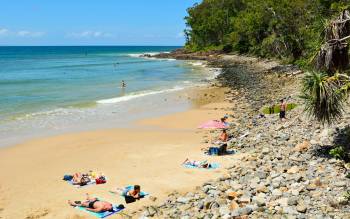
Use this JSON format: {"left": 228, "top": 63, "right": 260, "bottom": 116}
{"left": 0, "top": 0, "right": 200, "bottom": 46}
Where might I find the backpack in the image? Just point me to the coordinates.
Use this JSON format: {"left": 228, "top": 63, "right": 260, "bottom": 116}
{"left": 63, "top": 175, "right": 73, "bottom": 181}
{"left": 208, "top": 147, "right": 219, "bottom": 155}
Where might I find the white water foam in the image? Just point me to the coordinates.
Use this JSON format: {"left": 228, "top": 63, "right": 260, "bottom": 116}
{"left": 188, "top": 61, "right": 207, "bottom": 67}
{"left": 96, "top": 86, "right": 185, "bottom": 104}
{"left": 127, "top": 52, "right": 176, "bottom": 61}
{"left": 206, "top": 68, "right": 222, "bottom": 80}
{"left": 127, "top": 52, "right": 160, "bottom": 58}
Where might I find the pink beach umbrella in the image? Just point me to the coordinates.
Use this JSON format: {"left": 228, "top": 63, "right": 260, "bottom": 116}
{"left": 198, "top": 120, "right": 227, "bottom": 145}
{"left": 198, "top": 120, "right": 227, "bottom": 129}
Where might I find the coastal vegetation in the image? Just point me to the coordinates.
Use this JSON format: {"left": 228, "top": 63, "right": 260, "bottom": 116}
{"left": 184, "top": 0, "right": 348, "bottom": 63}
{"left": 184, "top": 0, "right": 350, "bottom": 125}
{"left": 182, "top": 0, "right": 350, "bottom": 167}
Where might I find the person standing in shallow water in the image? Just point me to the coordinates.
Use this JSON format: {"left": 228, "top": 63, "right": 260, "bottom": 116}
{"left": 121, "top": 80, "right": 126, "bottom": 88}
{"left": 279, "top": 99, "right": 287, "bottom": 121}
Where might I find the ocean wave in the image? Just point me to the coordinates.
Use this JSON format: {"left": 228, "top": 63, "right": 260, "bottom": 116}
{"left": 97, "top": 87, "right": 185, "bottom": 104}
{"left": 206, "top": 68, "right": 222, "bottom": 80}
{"left": 188, "top": 61, "right": 207, "bottom": 67}
{"left": 127, "top": 52, "right": 160, "bottom": 58}
{"left": 127, "top": 52, "right": 176, "bottom": 61}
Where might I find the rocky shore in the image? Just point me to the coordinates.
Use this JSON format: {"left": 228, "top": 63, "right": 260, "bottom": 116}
{"left": 136, "top": 53, "right": 350, "bottom": 218}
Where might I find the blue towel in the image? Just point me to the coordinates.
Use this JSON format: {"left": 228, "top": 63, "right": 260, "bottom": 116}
{"left": 122, "top": 185, "right": 149, "bottom": 197}
{"left": 183, "top": 162, "right": 219, "bottom": 169}
{"left": 75, "top": 205, "right": 123, "bottom": 218}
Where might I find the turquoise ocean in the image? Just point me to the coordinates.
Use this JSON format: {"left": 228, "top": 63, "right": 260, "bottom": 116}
{"left": 0, "top": 46, "right": 219, "bottom": 146}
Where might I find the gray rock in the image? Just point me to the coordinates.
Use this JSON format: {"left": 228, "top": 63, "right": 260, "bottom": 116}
{"left": 231, "top": 209, "right": 240, "bottom": 217}
{"left": 334, "top": 181, "right": 346, "bottom": 187}
{"left": 219, "top": 206, "right": 230, "bottom": 216}
{"left": 256, "top": 171, "right": 267, "bottom": 180}
{"left": 272, "top": 189, "right": 282, "bottom": 197}
{"left": 239, "top": 195, "right": 251, "bottom": 204}
{"left": 208, "top": 189, "right": 221, "bottom": 197}
{"left": 252, "top": 195, "right": 266, "bottom": 207}
{"left": 238, "top": 206, "right": 253, "bottom": 215}
{"left": 262, "top": 148, "right": 270, "bottom": 154}
{"left": 296, "top": 203, "right": 307, "bottom": 213}
{"left": 283, "top": 206, "right": 298, "bottom": 215}
{"left": 287, "top": 197, "right": 299, "bottom": 206}
{"left": 177, "top": 197, "right": 190, "bottom": 204}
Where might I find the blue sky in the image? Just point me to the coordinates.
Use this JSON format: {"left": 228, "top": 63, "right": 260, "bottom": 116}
{"left": 0, "top": 0, "right": 200, "bottom": 46}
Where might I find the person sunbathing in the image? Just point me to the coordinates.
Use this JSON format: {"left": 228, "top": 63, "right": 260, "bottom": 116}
{"left": 212, "top": 129, "right": 229, "bottom": 145}
{"left": 183, "top": 158, "right": 212, "bottom": 168}
{"left": 71, "top": 172, "right": 91, "bottom": 186}
{"left": 110, "top": 185, "right": 142, "bottom": 199}
{"left": 68, "top": 193, "right": 113, "bottom": 213}
{"left": 110, "top": 185, "right": 143, "bottom": 203}
{"left": 215, "top": 130, "right": 228, "bottom": 155}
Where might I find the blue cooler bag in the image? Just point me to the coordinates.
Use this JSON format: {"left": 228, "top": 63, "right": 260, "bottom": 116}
{"left": 208, "top": 147, "right": 219, "bottom": 155}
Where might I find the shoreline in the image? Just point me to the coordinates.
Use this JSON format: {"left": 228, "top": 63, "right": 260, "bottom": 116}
{"left": 0, "top": 58, "right": 219, "bottom": 148}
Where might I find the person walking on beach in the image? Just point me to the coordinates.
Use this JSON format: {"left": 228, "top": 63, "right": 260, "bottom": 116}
{"left": 279, "top": 98, "right": 287, "bottom": 121}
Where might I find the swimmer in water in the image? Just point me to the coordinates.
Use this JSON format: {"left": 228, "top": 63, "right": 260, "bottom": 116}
{"left": 121, "top": 80, "right": 126, "bottom": 88}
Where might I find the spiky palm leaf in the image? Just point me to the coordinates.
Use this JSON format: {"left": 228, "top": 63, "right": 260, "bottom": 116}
{"left": 300, "top": 71, "right": 349, "bottom": 125}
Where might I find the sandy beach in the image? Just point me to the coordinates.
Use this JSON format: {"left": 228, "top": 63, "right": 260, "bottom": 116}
{"left": 0, "top": 85, "right": 240, "bottom": 219}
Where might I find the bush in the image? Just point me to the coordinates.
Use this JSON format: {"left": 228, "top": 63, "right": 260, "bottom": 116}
{"left": 329, "top": 146, "right": 346, "bottom": 160}
{"left": 222, "top": 44, "right": 233, "bottom": 53}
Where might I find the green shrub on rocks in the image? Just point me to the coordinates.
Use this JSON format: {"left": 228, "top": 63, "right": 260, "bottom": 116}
{"left": 329, "top": 146, "right": 347, "bottom": 160}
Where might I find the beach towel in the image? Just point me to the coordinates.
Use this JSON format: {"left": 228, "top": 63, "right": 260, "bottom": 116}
{"left": 67, "top": 179, "right": 96, "bottom": 188}
{"left": 75, "top": 204, "right": 124, "bottom": 218}
{"left": 183, "top": 162, "right": 220, "bottom": 169}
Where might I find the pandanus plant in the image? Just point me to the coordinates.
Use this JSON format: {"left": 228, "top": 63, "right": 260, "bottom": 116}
{"left": 301, "top": 72, "right": 350, "bottom": 125}
{"left": 302, "top": 10, "right": 350, "bottom": 125}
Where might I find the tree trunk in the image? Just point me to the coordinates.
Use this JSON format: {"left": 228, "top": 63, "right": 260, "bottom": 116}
{"left": 315, "top": 10, "right": 350, "bottom": 75}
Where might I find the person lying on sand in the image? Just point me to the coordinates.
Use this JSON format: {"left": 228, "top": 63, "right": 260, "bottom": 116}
{"left": 182, "top": 158, "right": 212, "bottom": 168}
{"left": 110, "top": 185, "right": 142, "bottom": 199}
{"left": 68, "top": 193, "right": 113, "bottom": 213}
{"left": 72, "top": 172, "right": 91, "bottom": 186}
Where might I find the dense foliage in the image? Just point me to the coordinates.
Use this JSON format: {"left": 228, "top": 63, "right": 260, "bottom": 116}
{"left": 185, "top": 0, "right": 349, "bottom": 64}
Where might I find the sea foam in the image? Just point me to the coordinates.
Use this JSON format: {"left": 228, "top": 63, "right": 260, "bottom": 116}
{"left": 96, "top": 87, "right": 185, "bottom": 104}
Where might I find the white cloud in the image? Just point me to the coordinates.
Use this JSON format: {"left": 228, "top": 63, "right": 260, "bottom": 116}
{"left": 0, "top": 28, "right": 45, "bottom": 38}
{"left": 0, "top": 28, "right": 9, "bottom": 35}
{"left": 67, "top": 31, "right": 113, "bottom": 38}
{"left": 17, "top": 30, "right": 45, "bottom": 37}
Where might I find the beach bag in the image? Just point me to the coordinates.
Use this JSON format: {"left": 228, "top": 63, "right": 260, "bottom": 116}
{"left": 96, "top": 178, "right": 106, "bottom": 184}
{"left": 63, "top": 175, "right": 73, "bottom": 181}
{"left": 208, "top": 147, "right": 219, "bottom": 155}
